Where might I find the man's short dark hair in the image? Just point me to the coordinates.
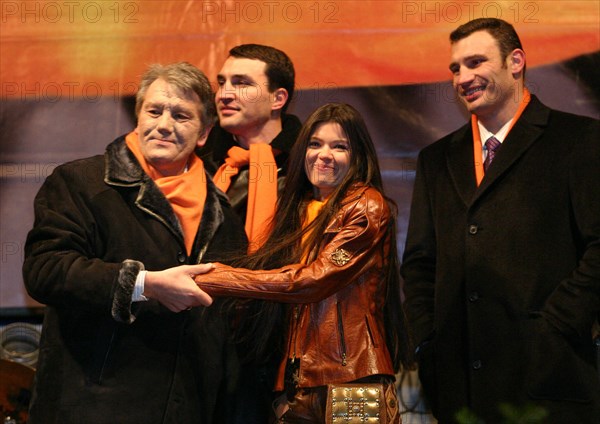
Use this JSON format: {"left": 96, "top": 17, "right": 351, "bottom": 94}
{"left": 229, "top": 44, "right": 295, "bottom": 112}
{"left": 450, "top": 18, "right": 526, "bottom": 74}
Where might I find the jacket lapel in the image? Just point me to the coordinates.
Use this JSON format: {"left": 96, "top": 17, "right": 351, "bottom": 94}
{"left": 191, "top": 177, "right": 226, "bottom": 263}
{"left": 104, "top": 136, "right": 183, "bottom": 240}
{"left": 446, "top": 124, "right": 478, "bottom": 207}
{"left": 471, "top": 96, "right": 549, "bottom": 206}
{"left": 105, "top": 136, "right": 231, "bottom": 263}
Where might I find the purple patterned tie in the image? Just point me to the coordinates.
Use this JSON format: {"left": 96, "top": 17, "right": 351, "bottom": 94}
{"left": 483, "top": 136, "right": 501, "bottom": 172}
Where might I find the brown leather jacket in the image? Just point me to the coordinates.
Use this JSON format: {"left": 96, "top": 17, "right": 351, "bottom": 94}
{"left": 196, "top": 185, "right": 395, "bottom": 389}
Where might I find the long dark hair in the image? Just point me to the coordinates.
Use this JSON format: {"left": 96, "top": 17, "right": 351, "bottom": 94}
{"left": 233, "top": 103, "right": 411, "bottom": 371}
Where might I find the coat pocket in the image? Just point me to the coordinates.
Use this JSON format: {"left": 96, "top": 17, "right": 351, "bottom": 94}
{"left": 525, "top": 314, "right": 597, "bottom": 403}
{"left": 87, "top": 322, "right": 118, "bottom": 385}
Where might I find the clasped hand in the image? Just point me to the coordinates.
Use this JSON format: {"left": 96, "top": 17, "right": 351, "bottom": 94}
{"left": 143, "top": 263, "right": 215, "bottom": 312}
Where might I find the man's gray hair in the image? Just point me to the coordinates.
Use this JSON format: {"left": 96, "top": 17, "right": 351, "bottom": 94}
{"left": 135, "top": 62, "right": 217, "bottom": 128}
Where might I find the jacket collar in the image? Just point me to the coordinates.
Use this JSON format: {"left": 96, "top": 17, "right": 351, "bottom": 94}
{"left": 340, "top": 183, "right": 370, "bottom": 206}
{"left": 446, "top": 124, "right": 477, "bottom": 206}
{"left": 104, "top": 135, "right": 228, "bottom": 263}
{"left": 104, "top": 135, "right": 181, "bottom": 237}
{"left": 447, "top": 95, "right": 550, "bottom": 207}
{"left": 205, "top": 113, "right": 302, "bottom": 162}
{"left": 104, "top": 134, "right": 145, "bottom": 186}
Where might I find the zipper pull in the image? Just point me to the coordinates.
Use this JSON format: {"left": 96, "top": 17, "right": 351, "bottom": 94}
{"left": 341, "top": 353, "right": 347, "bottom": 366}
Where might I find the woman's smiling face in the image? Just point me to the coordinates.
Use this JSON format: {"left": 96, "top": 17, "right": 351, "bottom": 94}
{"left": 304, "top": 121, "right": 351, "bottom": 201}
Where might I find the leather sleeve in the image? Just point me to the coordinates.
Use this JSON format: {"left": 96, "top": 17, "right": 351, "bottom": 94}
{"left": 195, "top": 188, "right": 391, "bottom": 303}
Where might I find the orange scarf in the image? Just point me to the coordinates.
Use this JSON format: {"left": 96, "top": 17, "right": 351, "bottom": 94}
{"left": 213, "top": 144, "right": 278, "bottom": 252}
{"left": 125, "top": 132, "right": 206, "bottom": 255}
{"left": 301, "top": 198, "right": 326, "bottom": 263}
{"left": 472, "top": 88, "right": 531, "bottom": 185}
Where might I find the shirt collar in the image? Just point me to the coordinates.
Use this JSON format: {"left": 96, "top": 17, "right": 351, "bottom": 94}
{"left": 477, "top": 118, "right": 513, "bottom": 148}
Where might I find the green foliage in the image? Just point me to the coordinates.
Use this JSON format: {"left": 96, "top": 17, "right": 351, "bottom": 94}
{"left": 455, "top": 404, "right": 548, "bottom": 424}
{"left": 455, "top": 408, "right": 485, "bottom": 424}
{"left": 497, "top": 403, "right": 548, "bottom": 423}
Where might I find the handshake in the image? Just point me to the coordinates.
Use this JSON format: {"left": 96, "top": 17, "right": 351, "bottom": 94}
{"left": 143, "top": 263, "right": 216, "bottom": 312}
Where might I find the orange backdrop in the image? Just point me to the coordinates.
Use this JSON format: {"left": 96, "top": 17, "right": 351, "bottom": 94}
{"left": 2, "top": 0, "right": 599, "bottom": 98}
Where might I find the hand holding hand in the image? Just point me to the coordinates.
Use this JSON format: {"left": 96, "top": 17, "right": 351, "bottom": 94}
{"left": 143, "top": 264, "right": 214, "bottom": 312}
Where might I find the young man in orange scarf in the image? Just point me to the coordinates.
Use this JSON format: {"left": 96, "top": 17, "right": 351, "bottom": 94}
{"left": 197, "top": 43, "right": 301, "bottom": 424}
{"left": 201, "top": 44, "right": 302, "bottom": 253}
{"left": 402, "top": 18, "right": 600, "bottom": 424}
{"left": 23, "top": 62, "right": 246, "bottom": 424}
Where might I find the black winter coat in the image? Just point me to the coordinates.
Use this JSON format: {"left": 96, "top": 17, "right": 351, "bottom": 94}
{"left": 402, "top": 97, "right": 600, "bottom": 423}
{"left": 23, "top": 135, "right": 247, "bottom": 424}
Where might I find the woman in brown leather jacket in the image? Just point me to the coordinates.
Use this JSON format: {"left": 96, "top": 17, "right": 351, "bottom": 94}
{"left": 195, "top": 103, "right": 411, "bottom": 423}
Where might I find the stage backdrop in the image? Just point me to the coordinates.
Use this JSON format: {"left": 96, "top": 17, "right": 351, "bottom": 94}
{"left": 1, "top": 1, "right": 599, "bottom": 310}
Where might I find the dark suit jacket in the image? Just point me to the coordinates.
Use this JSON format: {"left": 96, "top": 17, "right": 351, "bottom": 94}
{"left": 401, "top": 96, "right": 600, "bottom": 423}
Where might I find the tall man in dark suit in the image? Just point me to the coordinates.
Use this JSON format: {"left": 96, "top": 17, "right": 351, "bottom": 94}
{"left": 401, "top": 18, "right": 600, "bottom": 423}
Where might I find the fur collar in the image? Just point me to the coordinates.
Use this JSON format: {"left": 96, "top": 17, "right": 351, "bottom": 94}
{"left": 104, "top": 135, "right": 229, "bottom": 263}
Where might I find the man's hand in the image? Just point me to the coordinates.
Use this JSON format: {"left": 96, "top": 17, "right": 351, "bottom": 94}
{"left": 144, "top": 264, "right": 215, "bottom": 312}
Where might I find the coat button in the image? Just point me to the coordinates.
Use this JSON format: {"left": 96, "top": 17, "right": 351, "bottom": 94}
{"left": 468, "top": 291, "right": 480, "bottom": 302}
{"left": 468, "top": 224, "right": 478, "bottom": 235}
{"left": 472, "top": 360, "right": 482, "bottom": 370}
{"left": 177, "top": 252, "right": 186, "bottom": 263}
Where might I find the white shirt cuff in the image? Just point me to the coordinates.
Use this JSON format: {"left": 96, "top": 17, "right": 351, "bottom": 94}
{"left": 132, "top": 270, "right": 148, "bottom": 302}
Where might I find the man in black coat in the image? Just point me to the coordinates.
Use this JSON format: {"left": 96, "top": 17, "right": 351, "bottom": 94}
{"left": 198, "top": 44, "right": 301, "bottom": 423}
{"left": 401, "top": 18, "right": 600, "bottom": 423}
{"left": 23, "top": 62, "right": 247, "bottom": 423}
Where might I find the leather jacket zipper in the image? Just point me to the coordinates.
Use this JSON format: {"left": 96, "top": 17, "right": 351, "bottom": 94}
{"left": 336, "top": 302, "right": 347, "bottom": 366}
{"left": 291, "top": 305, "right": 301, "bottom": 363}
